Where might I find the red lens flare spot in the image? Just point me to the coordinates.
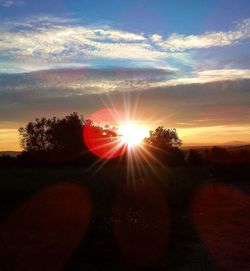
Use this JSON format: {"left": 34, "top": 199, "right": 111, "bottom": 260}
{"left": 83, "top": 108, "right": 126, "bottom": 159}
{"left": 113, "top": 180, "right": 169, "bottom": 267}
{"left": 192, "top": 184, "right": 250, "bottom": 271}
{"left": 0, "top": 183, "right": 92, "bottom": 271}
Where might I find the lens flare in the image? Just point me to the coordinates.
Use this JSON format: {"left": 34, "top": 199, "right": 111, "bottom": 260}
{"left": 0, "top": 183, "right": 92, "bottom": 271}
{"left": 83, "top": 108, "right": 150, "bottom": 160}
{"left": 83, "top": 108, "right": 126, "bottom": 159}
{"left": 192, "top": 184, "right": 250, "bottom": 271}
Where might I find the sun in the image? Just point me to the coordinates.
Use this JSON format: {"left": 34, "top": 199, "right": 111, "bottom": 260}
{"left": 119, "top": 123, "right": 149, "bottom": 148}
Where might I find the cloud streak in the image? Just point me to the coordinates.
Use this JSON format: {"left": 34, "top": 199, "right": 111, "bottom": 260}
{"left": 153, "top": 19, "right": 250, "bottom": 51}
{"left": 1, "top": 67, "right": 249, "bottom": 101}
{"left": 0, "top": 0, "right": 23, "bottom": 7}
{"left": 156, "top": 69, "right": 250, "bottom": 86}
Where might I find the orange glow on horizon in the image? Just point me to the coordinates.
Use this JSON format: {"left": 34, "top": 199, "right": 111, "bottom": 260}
{"left": 0, "top": 123, "right": 250, "bottom": 152}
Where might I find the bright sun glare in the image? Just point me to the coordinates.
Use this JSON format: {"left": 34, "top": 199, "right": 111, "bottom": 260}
{"left": 119, "top": 123, "right": 149, "bottom": 147}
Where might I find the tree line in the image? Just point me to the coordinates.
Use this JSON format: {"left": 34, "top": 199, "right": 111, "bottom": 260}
{"left": 0, "top": 112, "right": 249, "bottom": 166}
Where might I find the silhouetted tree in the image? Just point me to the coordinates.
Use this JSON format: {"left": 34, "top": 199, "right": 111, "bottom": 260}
{"left": 144, "top": 126, "right": 182, "bottom": 149}
{"left": 18, "top": 112, "right": 87, "bottom": 163}
{"left": 144, "top": 126, "right": 184, "bottom": 166}
{"left": 19, "top": 112, "right": 84, "bottom": 152}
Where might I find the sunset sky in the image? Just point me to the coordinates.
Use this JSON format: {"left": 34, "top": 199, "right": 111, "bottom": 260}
{"left": 0, "top": 0, "right": 250, "bottom": 150}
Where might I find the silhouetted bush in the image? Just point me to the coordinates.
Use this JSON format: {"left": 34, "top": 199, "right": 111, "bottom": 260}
{"left": 0, "top": 155, "right": 17, "bottom": 167}
{"left": 205, "top": 146, "right": 232, "bottom": 165}
{"left": 231, "top": 149, "right": 250, "bottom": 165}
{"left": 186, "top": 149, "right": 204, "bottom": 166}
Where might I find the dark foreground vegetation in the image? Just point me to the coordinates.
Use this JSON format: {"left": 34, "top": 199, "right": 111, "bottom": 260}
{"left": 0, "top": 113, "right": 249, "bottom": 271}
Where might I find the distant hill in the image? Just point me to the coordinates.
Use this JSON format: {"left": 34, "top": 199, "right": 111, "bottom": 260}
{"left": 220, "top": 141, "right": 250, "bottom": 146}
{"left": 182, "top": 142, "right": 250, "bottom": 151}
{"left": 0, "top": 151, "right": 21, "bottom": 157}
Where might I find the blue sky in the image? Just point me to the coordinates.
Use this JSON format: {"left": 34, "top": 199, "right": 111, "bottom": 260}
{"left": 0, "top": 0, "right": 250, "bottom": 149}
{"left": 0, "top": 0, "right": 250, "bottom": 73}
{"left": 1, "top": 0, "right": 250, "bottom": 34}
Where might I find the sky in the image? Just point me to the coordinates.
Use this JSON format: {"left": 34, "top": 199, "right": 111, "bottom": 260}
{"left": 0, "top": 0, "right": 250, "bottom": 150}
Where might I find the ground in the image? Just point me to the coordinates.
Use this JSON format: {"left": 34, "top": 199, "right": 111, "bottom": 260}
{"left": 0, "top": 164, "right": 249, "bottom": 271}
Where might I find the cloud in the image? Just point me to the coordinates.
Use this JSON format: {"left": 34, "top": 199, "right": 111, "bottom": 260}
{"left": 0, "top": 68, "right": 249, "bottom": 125}
{"left": 0, "top": 68, "right": 175, "bottom": 98}
{"left": 0, "top": 16, "right": 167, "bottom": 70}
{"left": 153, "top": 19, "right": 250, "bottom": 51}
{"left": 0, "top": 15, "right": 250, "bottom": 76}
{"left": 196, "top": 69, "right": 250, "bottom": 81}
{"left": 0, "top": 68, "right": 249, "bottom": 103}
{"left": 90, "top": 28, "right": 146, "bottom": 42}
{"left": 0, "top": 0, "right": 23, "bottom": 7}
{"left": 150, "top": 34, "right": 163, "bottom": 43}
{"left": 157, "top": 69, "right": 250, "bottom": 86}
{"left": 0, "top": 15, "right": 249, "bottom": 73}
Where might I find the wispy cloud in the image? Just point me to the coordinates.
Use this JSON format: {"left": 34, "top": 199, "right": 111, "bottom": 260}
{"left": 0, "top": 67, "right": 249, "bottom": 101}
{"left": 157, "top": 69, "right": 250, "bottom": 86}
{"left": 0, "top": 16, "right": 166, "bottom": 70}
{"left": 0, "top": 68, "right": 175, "bottom": 97}
{"left": 152, "top": 19, "right": 250, "bottom": 51}
{"left": 0, "top": 0, "right": 23, "bottom": 7}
